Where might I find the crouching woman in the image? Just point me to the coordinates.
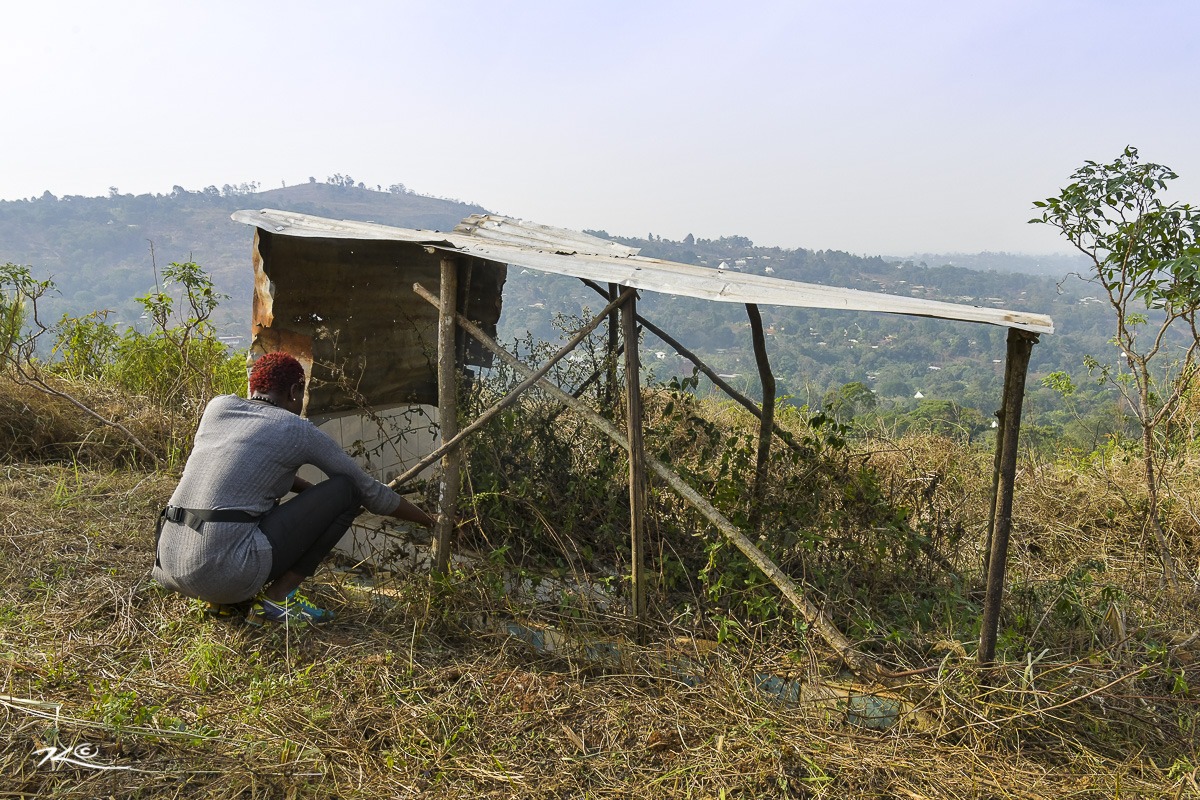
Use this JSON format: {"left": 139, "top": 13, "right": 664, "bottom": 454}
{"left": 152, "top": 351, "right": 435, "bottom": 625}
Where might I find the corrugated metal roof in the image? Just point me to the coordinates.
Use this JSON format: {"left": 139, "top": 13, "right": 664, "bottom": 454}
{"left": 232, "top": 209, "right": 1054, "bottom": 334}
{"left": 454, "top": 214, "right": 641, "bottom": 258}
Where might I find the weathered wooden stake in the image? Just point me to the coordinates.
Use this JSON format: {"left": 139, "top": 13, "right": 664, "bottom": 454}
{"left": 606, "top": 282, "right": 620, "bottom": 409}
{"left": 978, "top": 328, "right": 1039, "bottom": 665}
{"left": 746, "top": 303, "right": 776, "bottom": 527}
{"left": 432, "top": 257, "right": 461, "bottom": 574}
{"left": 983, "top": 399, "right": 1006, "bottom": 578}
{"left": 623, "top": 291, "right": 648, "bottom": 633}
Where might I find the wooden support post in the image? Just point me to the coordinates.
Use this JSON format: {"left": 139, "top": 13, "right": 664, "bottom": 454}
{"left": 432, "top": 257, "right": 461, "bottom": 574}
{"left": 746, "top": 303, "right": 776, "bottom": 527}
{"left": 983, "top": 401, "right": 1006, "bottom": 578}
{"left": 606, "top": 282, "right": 620, "bottom": 409}
{"left": 978, "top": 328, "right": 1039, "bottom": 665}
{"left": 455, "top": 259, "right": 474, "bottom": 368}
{"left": 420, "top": 295, "right": 893, "bottom": 685}
{"left": 623, "top": 291, "right": 648, "bottom": 632}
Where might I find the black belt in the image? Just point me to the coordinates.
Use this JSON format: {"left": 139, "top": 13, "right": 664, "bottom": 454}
{"left": 155, "top": 505, "right": 262, "bottom": 567}
{"left": 162, "top": 505, "right": 261, "bottom": 529}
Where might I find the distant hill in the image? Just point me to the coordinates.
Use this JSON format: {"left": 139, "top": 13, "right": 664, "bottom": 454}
{"left": 895, "top": 251, "right": 1091, "bottom": 277}
{"left": 0, "top": 182, "right": 488, "bottom": 336}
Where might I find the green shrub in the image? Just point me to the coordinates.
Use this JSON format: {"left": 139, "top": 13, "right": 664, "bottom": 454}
{"left": 2, "top": 259, "right": 244, "bottom": 465}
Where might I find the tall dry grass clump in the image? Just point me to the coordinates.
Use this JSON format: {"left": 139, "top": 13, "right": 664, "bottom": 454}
{"left": 0, "top": 376, "right": 187, "bottom": 468}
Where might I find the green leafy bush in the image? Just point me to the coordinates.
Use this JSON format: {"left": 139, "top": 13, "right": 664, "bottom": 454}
{"left": 2, "top": 259, "right": 244, "bottom": 465}
{"left": 52, "top": 260, "right": 245, "bottom": 409}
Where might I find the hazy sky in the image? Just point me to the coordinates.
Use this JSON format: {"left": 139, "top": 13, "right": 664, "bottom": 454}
{"left": 2, "top": 1, "right": 1197, "bottom": 256}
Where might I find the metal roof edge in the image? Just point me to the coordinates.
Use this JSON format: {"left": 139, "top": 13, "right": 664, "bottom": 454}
{"left": 231, "top": 208, "right": 461, "bottom": 247}
{"left": 424, "top": 239, "right": 1055, "bottom": 335}
{"left": 232, "top": 209, "right": 1054, "bottom": 335}
{"left": 454, "top": 214, "right": 642, "bottom": 258}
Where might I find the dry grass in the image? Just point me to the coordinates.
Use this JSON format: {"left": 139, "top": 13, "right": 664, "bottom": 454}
{"left": 0, "top": 376, "right": 191, "bottom": 468}
{"left": 0, "top": 467, "right": 1195, "bottom": 798}
{"left": 1, "top": 387, "right": 1199, "bottom": 797}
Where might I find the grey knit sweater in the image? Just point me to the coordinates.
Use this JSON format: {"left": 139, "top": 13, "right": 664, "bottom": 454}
{"left": 151, "top": 395, "right": 404, "bottom": 603}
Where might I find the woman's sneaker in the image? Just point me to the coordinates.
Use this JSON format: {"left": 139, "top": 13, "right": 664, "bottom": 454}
{"left": 245, "top": 590, "right": 335, "bottom": 626}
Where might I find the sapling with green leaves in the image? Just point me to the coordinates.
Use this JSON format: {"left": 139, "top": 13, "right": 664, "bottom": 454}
{"left": 1033, "top": 146, "right": 1200, "bottom": 582}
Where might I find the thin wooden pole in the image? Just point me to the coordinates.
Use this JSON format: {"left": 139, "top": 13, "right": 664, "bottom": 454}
{"left": 420, "top": 292, "right": 892, "bottom": 685}
{"left": 580, "top": 279, "right": 805, "bottom": 454}
{"left": 569, "top": 338, "right": 627, "bottom": 399}
{"left": 978, "top": 328, "right": 1039, "bottom": 665}
{"left": 456, "top": 259, "right": 474, "bottom": 367}
{"left": 623, "top": 291, "right": 648, "bottom": 632}
{"left": 392, "top": 285, "right": 636, "bottom": 491}
{"left": 432, "top": 257, "right": 461, "bottom": 574}
{"left": 983, "top": 403, "right": 1006, "bottom": 578}
{"left": 606, "top": 282, "right": 620, "bottom": 409}
{"left": 543, "top": 331, "right": 638, "bottom": 428}
{"left": 746, "top": 303, "right": 776, "bottom": 528}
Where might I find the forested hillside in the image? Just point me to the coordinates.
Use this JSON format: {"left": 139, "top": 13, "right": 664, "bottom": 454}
{"left": 0, "top": 180, "right": 487, "bottom": 336}
{"left": 1, "top": 180, "right": 1128, "bottom": 445}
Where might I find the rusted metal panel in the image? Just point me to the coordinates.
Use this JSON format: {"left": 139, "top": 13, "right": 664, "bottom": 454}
{"left": 244, "top": 224, "right": 505, "bottom": 416}
{"left": 234, "top": 209, "right": 1053, "bottom": 335}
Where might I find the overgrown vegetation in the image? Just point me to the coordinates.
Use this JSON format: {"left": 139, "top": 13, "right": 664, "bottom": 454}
{"left": 1, "top": 258, "right": 245, "bottom": 467}
{"left": 4, "top": 368, "right": 1199, "bottom": 795}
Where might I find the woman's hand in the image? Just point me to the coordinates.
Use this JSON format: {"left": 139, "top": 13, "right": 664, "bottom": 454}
{"left": 391, "top": 497, "right": 436, "bottom": 528}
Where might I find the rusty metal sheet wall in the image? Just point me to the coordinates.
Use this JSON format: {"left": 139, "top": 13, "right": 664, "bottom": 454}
{"left": 249, "top": 231, "right": 505, "bottom": 415}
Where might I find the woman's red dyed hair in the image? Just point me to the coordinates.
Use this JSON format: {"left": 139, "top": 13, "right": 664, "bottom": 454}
{"left": 249, "top": 352, "right": 306, "bottom": 395}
